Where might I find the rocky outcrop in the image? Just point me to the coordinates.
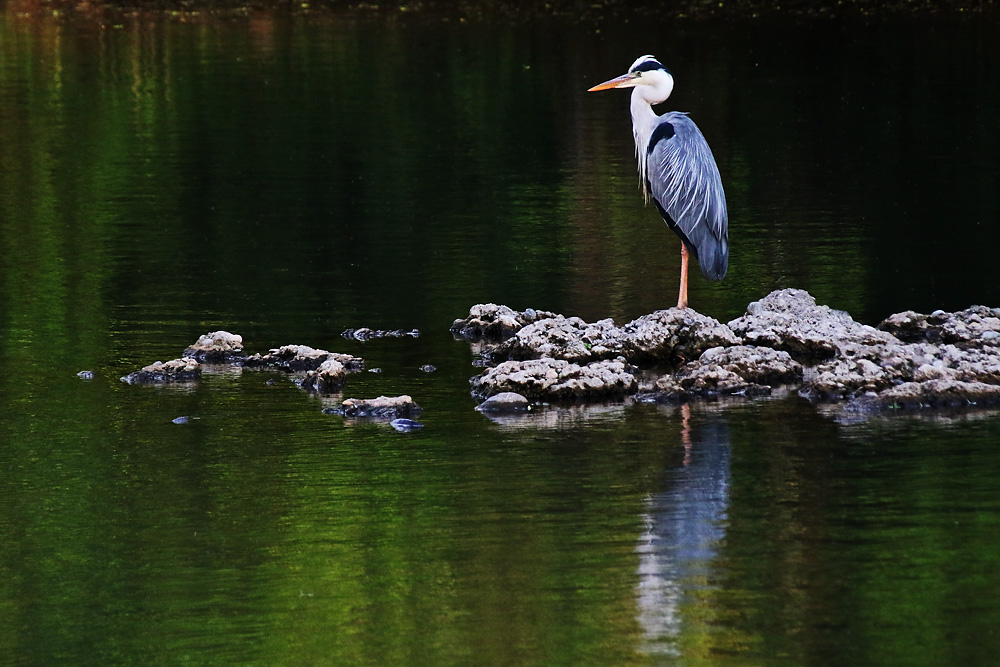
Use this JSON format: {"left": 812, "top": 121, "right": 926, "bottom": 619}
{"left": 470, "top": 357, "right": 637, "bottom": 400}
{"left": 242, "top": 345, "right": 364, "bottom": 372}
{"left": 183, "top": 330, "right": 246, "bottom": 362}
{"left": 727, "top": 289, "right": 898, "bottom": 360}
{"left": 323, "top": 395, "right": 423, "bottom": 419}
{"left": 300, "top": 359, "right": 348, "bottom": 392}
{"left": 878, "top": 306, "right": 1000, "bottom": 346}
{"left": 450, "top": 303, "right": 559, "bottom": 341}
{"left": 456, "top": 291, "right": 1000, "bottom": 416}
{"left": 121, "top": 357, "right": 200, "bottom": 384}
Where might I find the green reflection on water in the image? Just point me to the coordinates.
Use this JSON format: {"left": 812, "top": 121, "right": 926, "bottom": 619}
{"left": 3, "top": 8, "right": 1000, "bottom": 667}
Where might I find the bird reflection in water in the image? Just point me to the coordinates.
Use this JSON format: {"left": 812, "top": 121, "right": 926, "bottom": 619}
{"left": 635, "top": 403, "right": 731, "bottom": 655}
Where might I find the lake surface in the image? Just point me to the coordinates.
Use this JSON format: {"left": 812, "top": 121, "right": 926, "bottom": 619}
{"left": 2, "top": 7, "right": 999, "bottom": 665}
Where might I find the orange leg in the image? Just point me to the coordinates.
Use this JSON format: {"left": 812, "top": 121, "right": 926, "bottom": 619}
{"left": 677, "top": 242, "right": 689, "bottom": 310}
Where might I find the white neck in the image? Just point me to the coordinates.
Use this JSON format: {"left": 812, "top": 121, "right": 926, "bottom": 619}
{"left": 628, "top": 71, "right": 674, "bottom": 201}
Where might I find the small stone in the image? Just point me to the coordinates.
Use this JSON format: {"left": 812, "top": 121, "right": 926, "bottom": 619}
{"left": 983, "top": 331, "right": 1000, "bottom": 341}
{"left": 420, "top": 364, "right": 437, "bottom": 373}
{"left": 476, "top": 392, "right": 531, "bottom": 413}
{"left": 368, "top": 367, "right": 383, "bottom": 373}
{"left": 390, "top": 418, "right": 424, "bottom": 432}
{"left": 172, "top": 416, "right": 190, "bottom": 424}
{"left": 77, "top": 370, "right": 94, "bottom": 380}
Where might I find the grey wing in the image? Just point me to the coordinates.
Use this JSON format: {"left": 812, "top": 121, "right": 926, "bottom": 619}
{"left": 645, "top": 112, "right": 729, "bottom": 281}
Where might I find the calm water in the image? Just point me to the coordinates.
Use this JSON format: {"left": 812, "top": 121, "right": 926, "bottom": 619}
{"left": 2, "top": 8, "right": 1000, "bottom": 665}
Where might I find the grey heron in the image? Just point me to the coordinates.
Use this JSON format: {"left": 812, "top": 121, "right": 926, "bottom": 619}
{"left": 589, "top": 55, "right": 728, "bottom": 310}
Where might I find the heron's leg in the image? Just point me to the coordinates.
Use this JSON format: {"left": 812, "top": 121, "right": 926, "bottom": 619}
{"left": 677, "top": 242, "right": 689, "bottom": 309}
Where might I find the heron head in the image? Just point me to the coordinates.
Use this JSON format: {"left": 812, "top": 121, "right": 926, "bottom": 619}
{"left": 587, "top": 55, "right": 673, "bottom": 92}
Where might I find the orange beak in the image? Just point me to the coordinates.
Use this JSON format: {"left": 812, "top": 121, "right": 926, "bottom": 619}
{"left": 587, "top": 72, "right": 639, "bottom": 92}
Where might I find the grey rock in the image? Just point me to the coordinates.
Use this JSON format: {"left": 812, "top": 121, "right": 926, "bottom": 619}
{"left": 475, "top": 392, "right": 531, "bottom": 413}
{"left": 77, "top": 370, "right": 94, "bottom": 380}
{"left": 729, "top": 288, "right": 898, "bottom": 360}
{"left": 617, "top": 309, "right": 740, "bottom": 364}
{"left": 172, "top": 416, "right": 190, "bottom": 424}
{"left": 324, "top": 394, "right": 423, "bottom": 419}
{"left": 420, "top": 364, "right": 437, "bottom": 373}
{"left": 342, "top": 327, "right": 420, "bottom": 341}
{"left": 242, "top": 345, "right": 364, "bottom": 372}
{"left": 471, "top": 357, "right": 637, "bottom": 400}
{"left": 848, "top": 378, "right": 1000, "bottom": 413}
{"left": 878, "top": 305, "right": 1000, "bottom": 347}
{"left": 450, "top": 303, "right": 559, "bottom": 341}
{"left": 300, "top": 359, "right": 347, "bottom": 392}
{"left": 121, "top": 357, "right": 201, "bottom": 385}
{"left": 497, "top": 315, "right": 619, "bottom": 363}
{"left": 183, "top": 330, "right": 246, "bottom": 362}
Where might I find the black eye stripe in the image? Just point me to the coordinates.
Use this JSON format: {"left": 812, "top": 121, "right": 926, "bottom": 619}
{"left": 631, "top": 59, "right": 665, "bottom": 73}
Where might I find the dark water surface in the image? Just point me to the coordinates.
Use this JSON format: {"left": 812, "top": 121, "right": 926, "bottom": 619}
{"left": 2, "top": 9, "right": 999, "bottom": 665}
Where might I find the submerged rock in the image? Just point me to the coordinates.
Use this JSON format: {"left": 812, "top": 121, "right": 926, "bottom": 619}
{"left": 450, "top": 303, "right": 558, "bottom": 341}
{"left": 390, "top": 418, "right": 424, "bottom": 432}
{"left": 77, "top": 370, "right": 94, "bottom": 380}
{"left": 183, "top": 330, "right": 246, "bottom": 362}
{"left": 242, "top": 345, "right": 364, "bottom": 372}
{"left": 342, "top": 327, "right": 420, "bottom": 341}
{"left": 471, "top": 357, "right": 637, "bottom": 400}
{"left": 324, "top": 395, "right": 423, "bottom": 419}
{"left": 121, "top": 357, "right": 200, "bottom": 384}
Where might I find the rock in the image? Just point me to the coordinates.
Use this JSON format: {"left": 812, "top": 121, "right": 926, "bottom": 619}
{"left": 878, "top": 305, "right": 1000, "bottom": 347}
{"left": 847, "top": 378, "right": 1000, "bottom": 412}
{"left": 475, "top": 392, "right": 531, "bottom": 413}
{"left": 497, "top": 315, "right": 620, "bottom": 363}
{"left": 420, "top": 364, "right": 437, "bottom": 373}
{"left": 450, "top": 303, "right": 558, "bottom": 341}
{"left": 491, "top": 309, "right": 736, "bottom": 366}
{"left": 617, "top": 309, "right": 740, "bottom": 364}
{"left": 242, "top": 345, "right": 364, "bottom": 372}
{"left": 728, "top": 288, "right": 898, "bottom": 360}
{"left": 390, "top": 418, "right": 424, "bottom": 432}
{"left": 695, "top": 345, "right": 803, "bottom": 385}
{"left": 470, "top": 357, "right": 637, "bottom": 400}
{"left": 300, "top": 359, "right": 347, "bottom": 392}
{"left": 324, "top": 395, "right": 423, "bottom": 419}
{"left": 342, "top": 328, "right": 420, "bottom": 341}
{"left": 120, "top": 357, "right": 200, "bottom": 384}
{"left": 183, "top": 330, "right": 245, "bottom": 362}
{"left": 77, "top": 370, "right": 94, "bottom": 380}
{"left": 172, "top": 416, "right": 190, "bottom": 424}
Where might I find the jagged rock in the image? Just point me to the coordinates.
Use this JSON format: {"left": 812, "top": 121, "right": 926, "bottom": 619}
{"left": 121, "top": 357, "right": 200, "bottom": 384}
{"left": 471, "top": 357, "right": 637, "bottom": 400}
{"left": 242, "top": 345, "right": 364, "bottom": 372}
{"left": 475, "top": 392, "right": 531, "bottom": 413}
{"left": 497, "top": 315, "right": 620, "bottom": 363}
{"left": 300, "top": 359, "right": 347, "bottom": 392}
{"left": 450, "top": 303, "right": 558, "bottom": 341}
{"left": 728, "top": 289, "right": 898, "bottom": 360}
{"left": 491, "top": 309, "right": 736, "bottom": 366}
{"left": 878, "top": 306, "right": 1000, "bottom": 347}
{"left": 183, "top": 330, "right": 246, "bottom": 362}
{"left": 617, "top": 309, "right": 740, "bottom": 364}
{"left": 324, "top": 395, "right": 423, "bottom": 419}
{"left": 847, "top": 379, "right": 1000, "bottom": 412}
{"left": 638, "top": 345, "right": 796, "bottom": 400}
